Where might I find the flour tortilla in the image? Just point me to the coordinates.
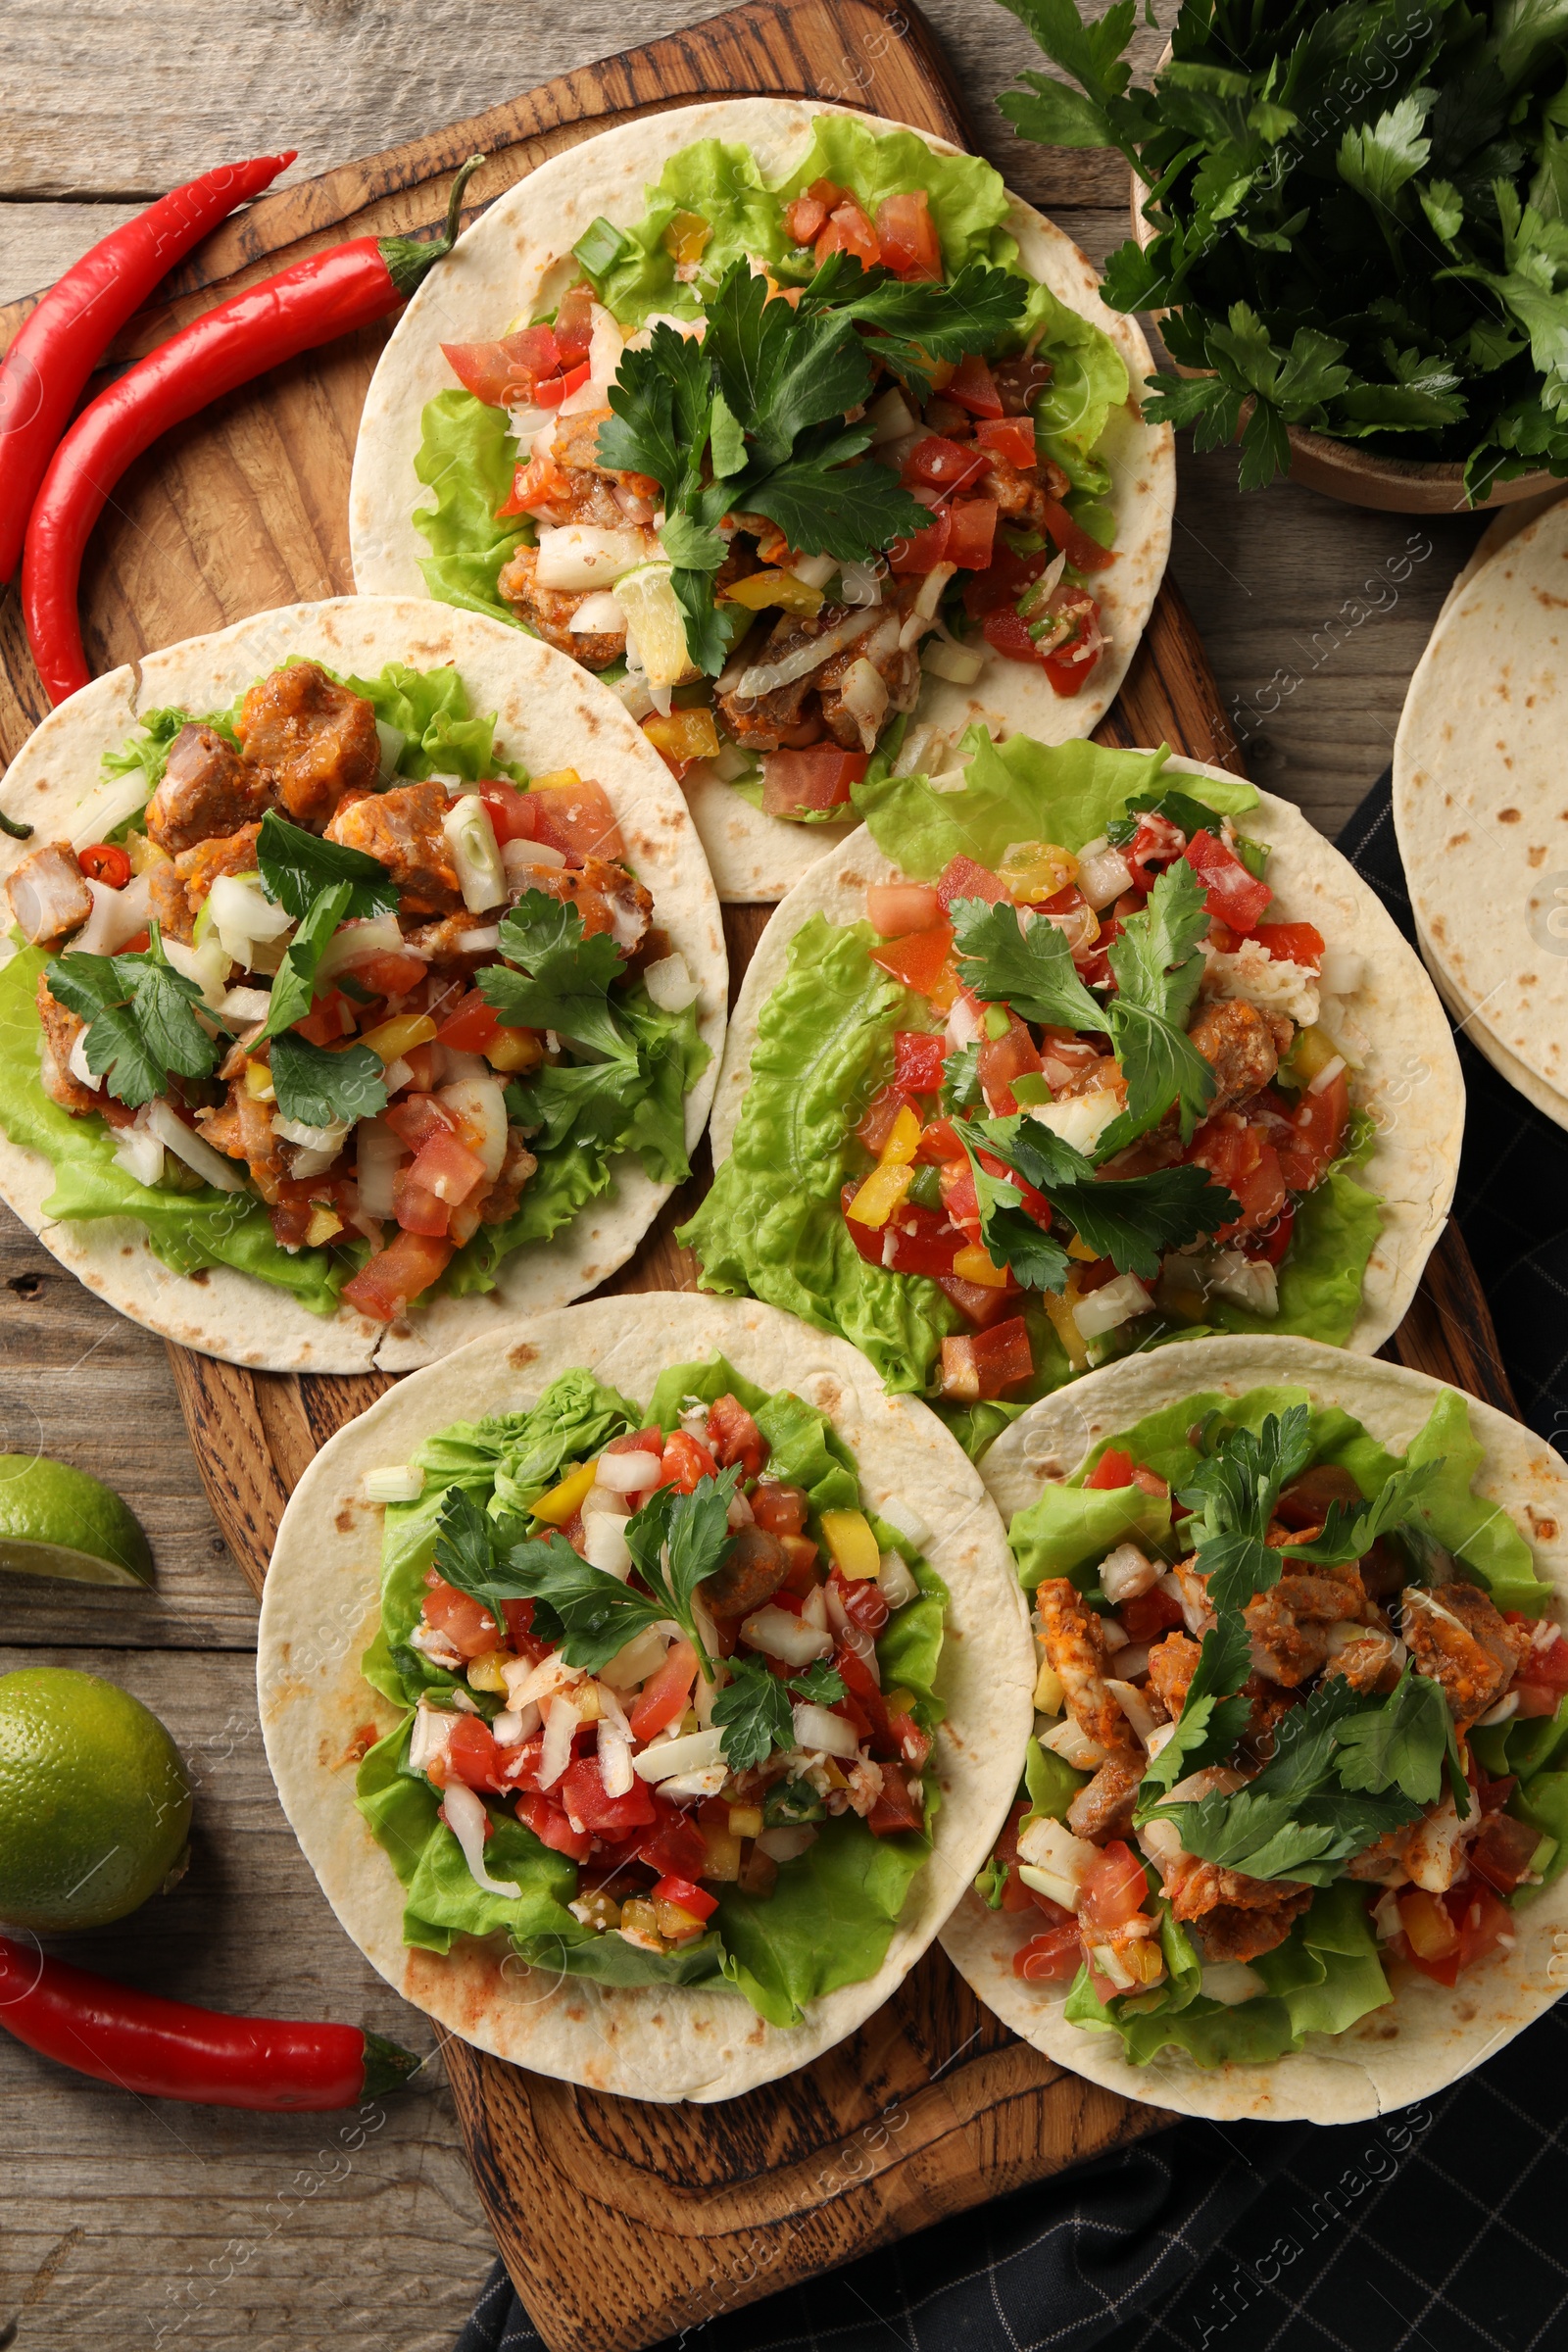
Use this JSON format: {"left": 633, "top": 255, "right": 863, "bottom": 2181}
{"left": 256, "top": 1292, "right": 1034, "bottom": 2101}
{"left": 1415, "top": 912, "right": 1568, "bottom": 1140}
{"left": 709, "top": 758, "right": 1462, "bottom": 1358}
{"left": 1395, "top": 497, "right": 1568, "bottom": 1123}
{"left": 349, "top": 98, "right": 1173, "bottom": 904}
{"left": 0, "top": 597, "right": 726, "bottom": 1373}
{"left": 942, "top": 1332, "right": 1568, "bottom": 2123}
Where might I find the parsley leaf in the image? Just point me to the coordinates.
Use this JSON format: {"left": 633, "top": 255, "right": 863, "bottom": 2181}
{"left": 950, "top": 897, "right": 1104, "bottom": 1034}
{"left": 1176, "top": 1407, "right": 1316, "bottom": 1611}
{"left": 710, "top": 1656, "right": 795, "bottom": 1771}
{"left": 951, "top": 1117, "right": 1071, "bottom": 1292}
{"left": 1285, "top": 1460, "right": 1446, "bottom": 1570}
{"left": 941, "top": 1040, "right": 983, "bottom": 1115}
{"left": 497, "top": 1536, "right": 673, "bottom": 1675}
{"left": 263, "top": 881, "right": 354, "bottom": 1039}
{"left": 256, "top": 809, "right": 398, "bottom": 923}
{"left": 45, "top": 932, "right": 222, "bottom": 1107}
{"left": 1094, "top": 861, "right": 1215, "bottom": 1152}
{"left": 953, "top": 1112, "right": 1236, "bottom": 1287}
{"left": 1158, "top": 1784, "right": 1417, "bottom": 1885}
{"left": 431, "top": 1486, "right": 538, "bottom": 1612}
{"left": 1334, "top": 1666, "right": 1461, "bottom": 1810}
{"left": 1134, "top": 1609, "right": 1253, "bottom": 1819}
{"left": 269, "top": 1032, "right": 388, "bottom": 1128}
{"left": 478, "top": 891, "right": 637, "bottom": 1064}
{"left": 791, "top": 1659, "right": 847, "bottom": 1705}
{"left": 621, "top": 1469, "right": 743, "bottom": 1681}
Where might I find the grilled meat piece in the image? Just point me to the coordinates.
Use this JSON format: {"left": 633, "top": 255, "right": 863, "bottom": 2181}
{"left": 1401, "top": 1582, "right": 1528, "bottom": 1730}
{"left": 714, "top": 602, "right": 882, "bottom": 752}
{"left": 325, "top": 781, "right": 461, "bottom": 916}
{"left": 1066, "top": 1754, "right": 1143, "bottom": 1843}
{"left": 1324, "top": 1627, "right": 1407, "bottom": 1695}
{"left": 511, "top": 853, "right": 652, "bottom": 953}
{"left": 236, "top": 662, "right": 380, "bottom": 830}
{"left": 1146, "top": 1631, "right": 1201, "bottom": 1722}
{"left": 1246, "top": 1568, "right": 1370, "bottom": 1687}
{"left": 1035, "top": 1577, "right": 1137, "bottom": 1753}
{"left": 701, "top": 1525, "right": 792, "bottom": 1620}
{"left": 474, "top": 1128, "right": 537, "bottom": 1229}
{"left": 145, "top": 723, "right": 272, "bottom": 855}
{"left": 1189, "top": 998, "right": 1293, "bottom": 1114}
{"left": 34, "top": 975, "right": 98, "bottom": 1113}
{"left": 6, "top": 841, "right": 92, "bottom": 944}
{"left": 1179, "top": 1878, "right": 1314, "bottom": 1964}
{"left": 816, "top": 609, "right": 924, "bottom": 752}
{"left": 497, "top": 546, "right": 626, "bottom": 669}
{"left": 174, "top": 820, "right": 264, "bottom": 916}
{"left": 145, "top": 857, "right": 196, "bottom": 945}
{"left": 197, "top": 1079, "right": 285, "bottom": 1204}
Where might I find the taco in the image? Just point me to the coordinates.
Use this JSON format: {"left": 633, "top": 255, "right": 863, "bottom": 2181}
{"left": 680, "top": 727, "right": 1462, "bottom": 1455}
{"left": 941, "top": 1335, "right": 1568, "bottom": 2123}
{"left": 256, "top": 1294, "right": 1033, "bottom": 2100}
{"left": 350, "top": 99, "right": 1172, "bottom": 902}
{"left": 1394, "top": 493, "right": 1568, "bottom": 1129}
{"left": 0, "top": 598, "right": 724, "bottom": 1372}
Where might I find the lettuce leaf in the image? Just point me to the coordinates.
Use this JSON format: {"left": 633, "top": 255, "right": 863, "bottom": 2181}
{"left": 576, "top": 138, "right": 790, "bottom": 327}
{"left": 411, "top": 389, "right": 531, "bottom": 629}
{"left": 1401, "top": 1387, "right": 1552, "bottom": 1613}
{"left": 1201, "top": 1166, "right": 1385, "bottom": 1351}
{"left": 343, "top": 657, "right": 525, "bottom": 784}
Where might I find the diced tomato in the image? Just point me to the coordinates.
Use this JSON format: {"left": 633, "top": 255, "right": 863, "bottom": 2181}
{"left": 659, "top": 1429, "right": 718, "bottom": 1494}
{"left": 962, "top": 544, "right": 1055, "bottom": 622}
{"left": 1183, "top": 829, "right": 1272, "bottom": 935}
{"left": 1122, "top": 811, "right": 1186, "bottom": 892}
{"left": 514, "top": 1789, "right": 592, "bottom": 1863}
{"left": 407, "top": 1128, "right": 488, "bottom": 1207}
{"left": 884, "top": 1209, "right": 965, "bottom": 1279}
{"left": 628, "top": 1638, "right": 700, "bottom": 1743}
{"left": 842, "top": 1192, "right": 886, "bottom": 1269}
{"left": 291, "top": 990, "right": 355, "bottom": 1047}
{"left": 974, "top": 416, "right": 1036, "bottom": 469}
{"left": 836, "top": 1641, "right": 894, "bottom": 1752}
{"left": 1038, "top": 589, "right": 1104, "bottom": 696}
{"left": 874, "top": 187, "right": 943, "bottom": 279}
{"left": 816, "top": 195, "right": 880, "bottom": 268}
{"left": 707, "top": 1393, "right": 765, "bottom": 1480}
{"left": 915, "top": 1116, "right": 966, "bottom": 1164}
{"left": 937, "top": 1271, "right": 1022, "bottom": 1329}
{"left": 1521, "top": 1630, "right": 1568, "bottom": 1693}
{"left": 385, "top": 1095, "right": 455, "bottom": 1150}
{"left": 340, "top": 1230, "right": 454, "bottom": 1321}
{"left": 1253, "top": 920, "right": 1325, "bottom": 969}
{"left": 946, "top": 353, "right": 1004, "bottom": 418}
{"left": 1275, "top": 1069, "right": 1348, "bottom": 1194}
{"left": 751, "top": 1482, "right": 808, "bottom": 1539}
{"left": 499, "top": 1595, "right": 551, "bottom": 1663}
{"left": 560, "top": 1755, "right": 657, "bottom": 1837}
{"left": 1079, "top": 1841, "right": 1150, "bottom": 1931}
{"left": 1513, "top": 1684, "right": 1562, "bottom": 1717}
{"left": 528, "top": 777, "right": 625, "bottom": 863}
{"left": 867, "top": 1760, "right": 926, "bottom": 1836}
{"left": 1119, "top": 1587, "right": 1187, "bottom": 1643}
{"left": 392, "top": 1173, "right": 451, "bottom": 1238}
{"left": 1085, "top": 1448, "right": 1135, "bottom": 1491}
{"left": 1038, "top": 494, "right": 1114, "bottom": 573}
{"left": 977, "top": 1014, "right": 1043, "bottom": 1116}
{"left": 786, "top": 194, "right": 830, "bottom": 245}
{"left": 831, "top": 1562, "right": 890, "bottom": 1638}
{"left": 936, "top": 854, "right": 1006, "bottom": 911}
{"left": 947, "top": 499, "right": 998, "bottom": 570}
{"left": 443, "top": 1715, "right": 508, "bottom": 1792}
{"left": 120, "top": 929, "right": 151, "bottom": 955}
{"left": 902, "top": 435, "right": 988, "bottom": 495}
{"left": 1468, "top": 1811, "right": 1543, "bottom": 1896}
{"left": 497, "top": 452, "right": 567, "bottom": 518}
{"left": 553, "top": 285, "right": 595, "bottom": 363}
{"left": 353, "top": 949, "right": 430, "bottom": 998}
{"left": 856, "top": 1083, "right": 913, "bottom": 1154}
{"left": 1014, "top": 1923, "right": 1083, "bottom": 1980}
{"left": 478, "top": 782, "right": 537, "bottom": 844}
{"left": 979, "top": 606, "right": 1037, "bottom": 664}
{"left": 533, "top": 360, "right": 592, "bottom": 410}
{"left": 760, "top": 745, "right": 868, "bottom": 817}
{"left": 867, "top": 881, "right": 944, "bottom": 936}
{"left": 938, "top": 1155, "right": 982, "bottom": 1239}
{"left": 889, "top": 1710, "right": 932, "bottom": 1773}
{"left": 636, "top": 1795, "right": 709, "bottom": 1882}
{"left": 79, "top": 842, "right": 131, "bottom": 887}
{"left": 1451, "top": 1881, "right": 1514, "bottom": 1972}
{"left": 421, "top": 1575, "right": 502, "bottom": 1659}
{"left": 894, "top": 1031, "right": 947, "bottom": 1096}
{"left": 442, "top": 325, "right": 561, "bottom": 407}
{"left": 940, "top": 1317, "right": 1033, "bottom": 1400}
{"left": 435, "top": 990, "right": 502, "bottom": 1054}
{"left": 651, "top": 1874, "right": 720, "bottom": 1924}
{"left": 888, "top": 497, "right": 951, "bottom": 575}
{"left": 868, "top": 921, "right": 956, "bottom": 1001}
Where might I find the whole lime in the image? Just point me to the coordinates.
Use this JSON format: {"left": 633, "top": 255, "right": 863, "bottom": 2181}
{"left": 0, "top": 1455, "right": 154, "bottom": 1586}
{"left": 0, "top": 1669, "right": 191, "bottom": 1930}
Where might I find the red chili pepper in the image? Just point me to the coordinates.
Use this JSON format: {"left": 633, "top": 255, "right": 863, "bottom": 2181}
{"left": 0, "top": 153, "right": 295, "bottom": 587}
{"left": 0, "top": 1935, "right": 419, "bottom": 2111}
{"left": 23, "top": 154, "right": 486, "bottom": 708}
{"left": 78, "top": 842, "right": 132, "bottom": 887}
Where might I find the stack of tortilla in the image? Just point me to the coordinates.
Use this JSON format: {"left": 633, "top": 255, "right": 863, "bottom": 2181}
{"left": 1394, "top": 491, "right": 1568, "bottom": 1129}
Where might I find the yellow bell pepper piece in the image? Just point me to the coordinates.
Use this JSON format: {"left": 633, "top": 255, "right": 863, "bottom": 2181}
{"left": 1067, "top": 1233, "right": 1102, "bottom": 1262}
{"left": 952, "top": 1244, "right": 1010, "bottom": 1289}
{"left": 529, "top": 767, "right": 581, "bottom": 794}
{"left": 998, "top": 840, "right": 1079, "bottom": 904}
{"left": 1286, "top": 1023, "right": 1340, "bottom": 1085}
{"left": 721, "top": 568, "right": 825, "bottom": 617}
{"left": 820, "top": 1508, "right": 881, "bottom": 1581}
{"left": 466, "top": 1647, "right": 512, "bottom": 1693}
{"left": 847, "top": 1160, "right": 913, "bottom": 1228}
{"left": 882, "top": 1687, "right": 917, "bottom": 1718}
{"left": 662, "top": 209, "right": 712, "bottom": 268}
{"left": 1033, "top": 1658, "right": 1066, "bottom": 1715}
{"left": 1041, "top": 1288, "right": 1089, "bottom": 1373}
{"left": 304, "top": 1204, "right": 343, "bottom": 1247}
{"left": 243, "top": 1058, "right": 275, "bottom": 1103}
{"left": 532, "top": 1458, "right": 599, "bottom": 1524}
{"left": 361, "top": 1012, "right": 438, "bottom": 1063}
{"left": 879, "top": 1104, "right": 921, "bottom": 1167}
{"left": 643, "top": 707, "right": 721, "bottom": 764}
{"left": 727, "top": 1804, "right": 764, "bottom": 1840}
{"left": 485, "top": 1027, "right": 544, "bottom": 1074}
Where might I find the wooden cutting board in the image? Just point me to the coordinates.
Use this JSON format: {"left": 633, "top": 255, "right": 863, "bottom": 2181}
{"left": 0, "top": 4, "right": 1513, "bottom": 2345}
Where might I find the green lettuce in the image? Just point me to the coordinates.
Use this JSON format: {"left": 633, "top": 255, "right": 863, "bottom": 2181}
{"left": 357, "top": 1369, "right": 949, "bottom": 2027}
{"left": 342, "top": 657, "right": 525, "bottom": 784}
{"left": 412, "top": 389, "right": 531, "bottom": 629}
{"left": 575, "top": 138, "right": 790, "bottom": 327}
{"left": 1064, "top": 1882, "right": 1391, "bottom": 2066}
{"left": 1401, "top": 1387, "right": 1551, "bottom": 1614}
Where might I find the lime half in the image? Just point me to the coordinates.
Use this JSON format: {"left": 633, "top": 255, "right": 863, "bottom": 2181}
{"left": 0, "top": 1455, "right": 154, "bottom": 1587}
{"left": 0, "top": 1668, "right": 191, "bottom": 1930}
{"left": 615, "top": 560, "right": 696, "bottom": 690}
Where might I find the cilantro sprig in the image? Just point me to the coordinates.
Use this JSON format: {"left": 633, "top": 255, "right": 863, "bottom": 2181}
{"left": 45, "top": 927, "right": 222, "bottom": 1107}
{"left": 478, "top": 891, "right": 639, "bottom": 1064}
{"left": 711, "top": 1654, "right": 847, "bottom": 1772}
{"left": 255, "top": 810, "right": 400, "bottom": 1044}
{"left": 1134, "top": 1610, "right": 1252, "bottom": 1820}
{"left": 598, "top": 253, "right": 1026, "bottom": 672}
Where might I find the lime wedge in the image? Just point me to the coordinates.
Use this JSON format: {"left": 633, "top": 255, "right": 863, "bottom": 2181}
{"left": 0, "top": 1456, "right": 154, "bottom": 1587}
{"left": 615, "top": 560, "right": 696, "bottom": 690}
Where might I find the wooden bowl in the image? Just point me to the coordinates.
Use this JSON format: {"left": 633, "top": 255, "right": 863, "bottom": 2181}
{"left": 1126, "top": 174, "right": 1556, "bottom": 514}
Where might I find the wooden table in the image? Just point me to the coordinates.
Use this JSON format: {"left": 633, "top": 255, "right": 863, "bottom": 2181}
{"left": 0, "top": 5, "right": 1491, "bottom": 2345}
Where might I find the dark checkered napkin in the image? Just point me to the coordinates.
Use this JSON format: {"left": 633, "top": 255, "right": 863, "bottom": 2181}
{"left": 456, "top": 776, "right": 1568, "bottom": 2352}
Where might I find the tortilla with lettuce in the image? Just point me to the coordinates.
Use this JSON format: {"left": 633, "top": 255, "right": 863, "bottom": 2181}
{"left": 256, "top": 1292, "right": 1034, "bottom": 2101}
{"left": 0, "top": 598, "right": 725, "bottom": 1373}
{"left": 350, "top": 98, "right": 1172, "bottom": 903}
{"left": 942, "top": 1334, "right": 1568, "bottom": 2123}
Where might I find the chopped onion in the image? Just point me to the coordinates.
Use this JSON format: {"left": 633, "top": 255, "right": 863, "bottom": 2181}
{"left": 597, "top": 1717, "right": 634, "bottom": 1797}
{"left": 438, "top": 1077, "right": 508, "bottom": 1182}
{"left": 74, "top": 871, "right": 152, "bottom": 956}
{"left": 364, "top": 1464, "right": 424, "bottom": 1503}
{"left": 632, "top": 1727, "right": 725, "bottom": 1783}
{"left": 876, "top": 1550, "right": 919, "bottom": 1609}
{"left": 658, "top": 1764, "right": 730, "bottom": 1801}
{"left": 454, "top": 927, "right": 500, "bottom": 958}
{"left": 441, "top": 1780, "right": 519, "bottom": 1896}
{"left": 734, "top": 605, "right": 879, "bottom": 699}
{"left": 408, "top": 1701, "right": 458, "bottom": 1775}
{"left": 1075, "top": 839, "right": 1135, "bottom": 911}
{"left": 111, "top": 1118, "right": 164, "bottom": 1188}
{"left": 904, "top": 563, "right": 956, "bottom": 633}
{"left": 1041, "top": 1718, "right": 1108, "bottom": 1771}
{"left": 583, "top": 1511, "right": 633, "bottom": 1579}
{"left": 836, "top": 656, "right": 890, "bottom": 750}
{"left": 788, "top": 552, "right": 839, "bottom": 591}
{"left": 612, "top": 671, "right": 657, "bottom": 720}
{"left": 271, "top": 1112, "right": 350, "bottom": 1152}
{"left": 1318, "top": 950, "right": 1364, "bottom": 997}
{"left": 289, "top": 1144, "right": 340, "bottom": 1180}
{"left": 373, "top": 719, "right": 406, "bottom": 784}
{"left": 560, "top": 303, "right": 624, "bottom": 413}
{"left": 568, "top": 590, "right": 627, "bottom": 634}
{"left": 595, "top": 1447, "right": 662, "bottom": 1494}
{"left": 208, "top": 872, "right": 292, "bottom": 963}
{"left": 641, "top": 951, "right": 699, "bottom": 1012}
{"left": 502, "top": 837, "right": 567, "bottom": 881}
{"left": 534, "top": 522, "right": 653, "bottom": 591}
{"left": 538, "top": 1694, "right": 581, "bottom": 1789}
{"left": 867, "top": 385, "right": 918, "bottom": 444}
{"left": 217, "top": 986, "right": 270, "bottom": 1028}
{"left": 791, "top": 1701, "right": 859, "bottom": 1758}
{"left": 1100, "top": 1543, "right": 1159, "bottom": 1603}
{"left": 921, "top": 639, "right": 985, "bottom": 685}
{"left": 442, "top": 795, "right": 507, "bottom": 914}
{"left": 67, "top": 770, "right": 156, "bottom": 853}
{"left": 162, "top": 933, "right": 232, "bottom": 1010}
{"left": 1206, "top": 1249, "right": 1279, "bottom": 1316}
{"left": 1201, "top": 1962, "right": 1266, "bottom": 2007}
{"left": 757, "top": 1825, "right": 817, "bottom": 1862}
{"left": 316, "top": 912, "right": 409, "bottom": 981}
{"left": 1072, "top": 1272, "right": 1152, "bottom": 1340}
{"left": 1106, "top": 1678, "right": 1160, "bottom": 1747}
{"left": 148, "top": 1100, "right": 247, "bottom": 1191}
{"left": 600, "top": 1625, "right": 671, "bottom": 1688}
{"left": 67, "top": 1027, "right": 102, "bottom": 1091}
{"left": 740, "top": 1604, "right": 833, "bottom": 1667}
{"left": 1308, "top": 1053, "right": 1347, "bottom": 1095}
{"left": 839, "top": 560, "right": 884, "bottom": 608}
{"left": 877, "top": 1493, "right": 932, "bottom": 1549}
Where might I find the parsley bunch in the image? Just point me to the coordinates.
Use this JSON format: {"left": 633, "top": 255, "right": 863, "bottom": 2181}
{"left": 45, "top": 927, "right": 221, "bottom": 1106}
{"left": 999, "top": 0, "right": 1568, "bottom": 498}
{"left": 597, "top": 252, "right": 1027, "bottom": 670}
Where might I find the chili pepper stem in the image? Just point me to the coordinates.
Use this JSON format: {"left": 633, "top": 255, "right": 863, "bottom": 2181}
{"left": 378, "top": 153, "right": 487, "bottom": 300}
{"left": 361, "top": 2029, "right": 425, "bottom": 2098}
